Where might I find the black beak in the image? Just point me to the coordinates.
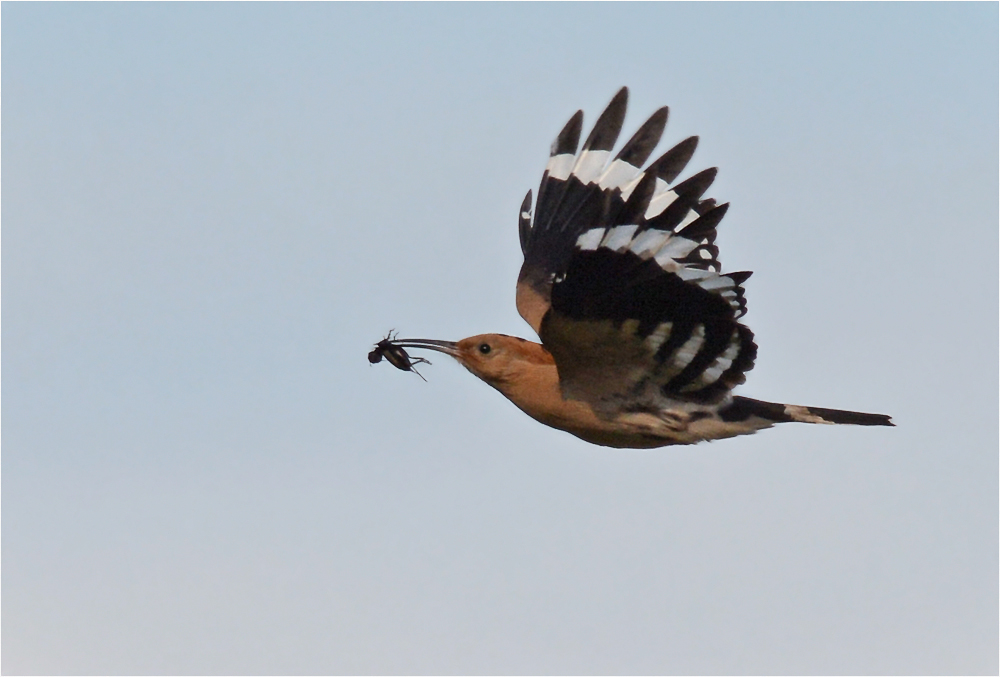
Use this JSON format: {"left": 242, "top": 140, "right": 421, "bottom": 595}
{"left": 388, "top": 338, "right": 460, "bottom": 358}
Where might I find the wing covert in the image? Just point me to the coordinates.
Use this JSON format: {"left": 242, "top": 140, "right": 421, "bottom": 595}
{"left": 539, "top": 246, "right": 756, "bottom": 417}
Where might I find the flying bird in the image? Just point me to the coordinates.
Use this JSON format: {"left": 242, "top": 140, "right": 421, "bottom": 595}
{"left": 372, "top": 88, "right": 892, "bottom": 447}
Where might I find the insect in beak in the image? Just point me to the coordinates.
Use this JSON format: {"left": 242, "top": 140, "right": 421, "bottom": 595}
{"left": 368, "top": 332, "right": 456, "bottom": 381}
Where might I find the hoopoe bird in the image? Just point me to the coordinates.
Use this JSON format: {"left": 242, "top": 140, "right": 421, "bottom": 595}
{"left": 373, "top": 88, "right": 892, "bottom": 448}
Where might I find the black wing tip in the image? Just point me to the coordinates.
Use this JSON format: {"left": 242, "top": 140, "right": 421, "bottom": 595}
{"left": 673, "top": 167, "right": 718, "bottom": 200}
{"left": 700, "top": 201, "right": 729, "bottom": 224}
{"left": 677, "top": 202, "right": 729, "bottom": 242}
{"left": 551, "top": 110, "right": 584, "bottom": 157}
{"left": 583, "top": 88, "right": 629, "bottom": 152}
{"left": 634, "top": 105, "right": 670, "bottom": 140}
{"left": 615, "top": 106, "right": 669, "bottom": 167}
{"left": 648, "top": 105, "right": 669, "bottom": 126}
{"left": 677, "top": 135, "right": 700, "bottom": 152}
{"left": 651, "top": 136, "right": 699, "bottom": 183}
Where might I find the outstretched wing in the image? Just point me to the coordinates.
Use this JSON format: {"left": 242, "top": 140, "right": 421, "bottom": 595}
{"left": 518, "top": 87, "right": 756, "bottom": 414}
{"left": 517, "top": 87, "right": 730, "bottom": 332}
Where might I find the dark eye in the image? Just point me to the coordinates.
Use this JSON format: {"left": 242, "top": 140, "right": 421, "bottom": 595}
{"left": 478, "top": 343, "right": 491, "bottom": 355}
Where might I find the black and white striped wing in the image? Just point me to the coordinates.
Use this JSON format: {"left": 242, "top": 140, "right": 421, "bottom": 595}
{"left": 518, "top": 88, "right": 756, "bottom": 411}
{"left": 540, "top": 244, "right": 757, "bottom": 412}
{"left": 517, "top": 87, "right": 733, "bottom": 333}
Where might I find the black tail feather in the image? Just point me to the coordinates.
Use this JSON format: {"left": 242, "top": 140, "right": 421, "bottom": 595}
{"left": 802, "top": 405, "right": 894, "bottom": 426}
{"left": 720, "top": 396, "right": 893, "bottom": 427}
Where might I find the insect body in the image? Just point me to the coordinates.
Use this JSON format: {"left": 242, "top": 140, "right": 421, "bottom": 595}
{"left": 368, "top": 331, "right": 431, "bottom": 381}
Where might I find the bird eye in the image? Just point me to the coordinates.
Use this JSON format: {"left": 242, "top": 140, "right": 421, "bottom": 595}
{"left": 478, "top": 343, "right": 491, "bottom": 355}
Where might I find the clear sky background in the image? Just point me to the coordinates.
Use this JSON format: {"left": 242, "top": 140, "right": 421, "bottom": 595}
{"left": 3, "top": 3, "right": 997, "bottom": 674}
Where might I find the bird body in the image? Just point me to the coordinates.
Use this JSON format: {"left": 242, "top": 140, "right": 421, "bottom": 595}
{"left": 374, "top": 89, "right": 892, "bottom": 447}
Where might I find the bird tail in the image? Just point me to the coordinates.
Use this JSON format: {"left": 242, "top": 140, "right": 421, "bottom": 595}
{"left": 719, "top": 396, "right": 893, "bottom": 427}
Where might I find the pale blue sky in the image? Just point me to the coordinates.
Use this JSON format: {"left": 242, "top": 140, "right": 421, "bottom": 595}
{"left": 3, "top": 3, "right": 997, "bottom": 674}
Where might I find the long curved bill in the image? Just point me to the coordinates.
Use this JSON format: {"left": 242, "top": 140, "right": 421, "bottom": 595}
{"left": 388, "top": 338, "right": 460, "bottom": 358}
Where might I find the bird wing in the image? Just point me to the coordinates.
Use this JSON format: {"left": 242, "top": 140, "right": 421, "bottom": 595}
{"left": 518, "top": 88, "right": 756, "bottom": 415}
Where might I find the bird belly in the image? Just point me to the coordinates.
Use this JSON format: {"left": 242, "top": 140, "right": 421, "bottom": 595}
{"left": 523, "top": 400, "right": 773, "bottom": 449}
{"left": 510, "top": 396, "right": 700, "bottom": 448}
{"left": 573, "top": 411, "right": 773, "bottom": 448}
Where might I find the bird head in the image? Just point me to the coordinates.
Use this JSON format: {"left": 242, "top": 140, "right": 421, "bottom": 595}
{"left": 389, "top": 334, "right": 547, "bottom": 386}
